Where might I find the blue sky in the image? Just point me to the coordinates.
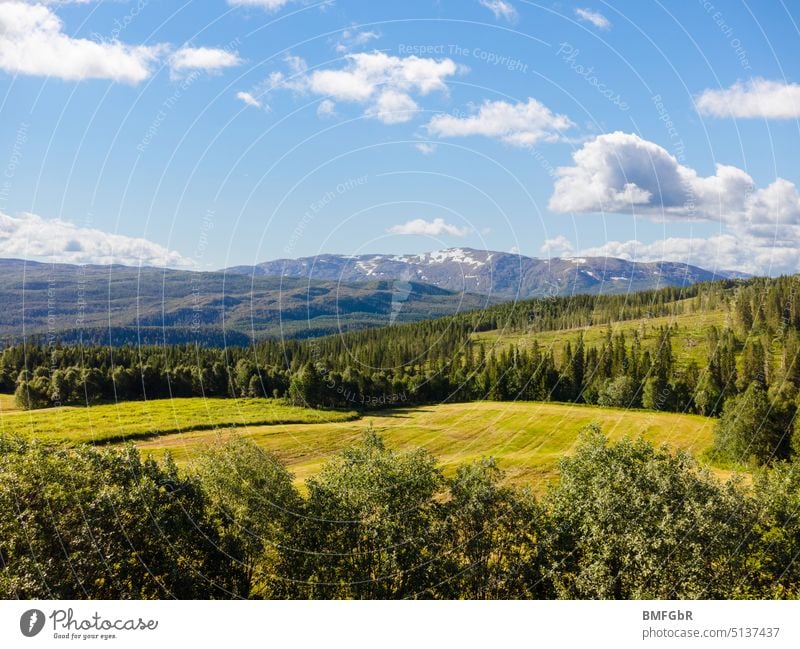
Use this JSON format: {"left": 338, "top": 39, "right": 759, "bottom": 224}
{"left": 1, "top": 0, "right": 799, "bottom": 275}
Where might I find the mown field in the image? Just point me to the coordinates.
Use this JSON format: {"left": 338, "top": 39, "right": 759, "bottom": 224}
{"left": 0, "top": 392, "right": 727, "bottom": 489}
{"left": 129, "top": 399, "right": 720, "bottom": 488}
{"left": 0, "top": 396, "right": 358, "bottom": 444}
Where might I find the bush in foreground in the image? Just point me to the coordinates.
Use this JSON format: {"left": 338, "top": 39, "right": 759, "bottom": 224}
{"left": 2, "top": 428, "right": 800, "bottom": 599}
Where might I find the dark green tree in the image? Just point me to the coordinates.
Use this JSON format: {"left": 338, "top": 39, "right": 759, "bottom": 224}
{"left": 712, "top": 382, "right": 791, "bottom": 465}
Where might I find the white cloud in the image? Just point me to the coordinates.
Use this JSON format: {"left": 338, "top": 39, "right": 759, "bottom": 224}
{"left": 547, "top": 131, "right": 800, "bottom": 228}
{"left": 317, "top": 98, "right": 336, "bottom": 117}
{"left": 415, "top": 142, "right": 437, "bottom": 155}
{"left": 335, "top": 28, "right": 380, "bottom": 53}
{"left": 0, "top": 212, "right": 192, "bottom": 267}
{"left": 388, "top": 218, "right": 471, "bottom": 237}
{"left": 426, "top": 98, "right": 573, "bottom": 147}
{"left": 580, "top": 235, "right": 798, "bottom": 276}
{"left": 479, "top": 0, "right": 518, "bottom": 22}
{"left": 0, "top": 3, "right": 244, "bottom": 85}
{"left": 540, "top": 235, "right": 575, "bottom": 257}
{"left": 696, "top": 78, "right": 800, "bottom": 119}
{"left": 575, "top": 8, "right": 612, "bottom": 30}
{"left": 269, "top": 51, "right": 459, "bottom": 124}
{"left": 365, "top": 89, "right": 419, "bottom": 123}
{"left": 307, "top": 51, "right": 456, "bottom": 99}
{"left": 236, "top": 90, "right": 262, "bottom": 108}
{"left": 549, "top": 131, "right": 800, "bottom": 275}
{"left": 0, "top": 1, "right": 163, "bottom": 83}
{"left": 169, "top": 46, "right": 242, "bottom": 76}
{"left": 227, "top": 0, "right": 335, "bottom": 12}
{"left": 227, "top": 0, "right": 294, "bottom": 10}
{"left": 284, "top": 53, "right": 308, "bottom": 76}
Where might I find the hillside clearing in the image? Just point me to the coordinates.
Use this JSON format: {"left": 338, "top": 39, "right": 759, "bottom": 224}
{"left": 473, "top": 307, "right": 728, "bottom": 369}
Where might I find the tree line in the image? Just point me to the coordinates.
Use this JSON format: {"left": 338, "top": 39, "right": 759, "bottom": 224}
{"left": 2, "top": 428, "right": 799, "bottom": 599}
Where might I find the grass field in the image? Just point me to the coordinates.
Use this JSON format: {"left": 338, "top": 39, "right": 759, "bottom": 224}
{"left": 0, "top": 392, "right": 730, "bottom": 490}
{"left": 131, "top": 400, "right": 721, "bottom": 489}
{"left": 0, "top": 397, "right": 359, "bottom": 445}
{"left": 0, "top": 394, "right": 20, "bottom": 414}
{"left": 473, "top": 307, "right": 728, "bottom": 369}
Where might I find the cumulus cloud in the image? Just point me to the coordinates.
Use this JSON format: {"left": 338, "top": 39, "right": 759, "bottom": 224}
{"left": 575, "top": 8, "right": 612, "bottom": 30}
{"left": 268, "top": 51, "right": 459, "bottom": 124}
{"left": 540, "top": 235, "right": 575, "bottom": 257}
{"left": 169, "top": 46, "right": 242, "bottom": 76}
{"left": 0, "top": 212, "right": 192, "bottom": 267}
{"left": 365, "top": 89, "right": 419, "bottom": 124}
{"left": 547, "top": 131, "right": 800, "bottom": 230}
{"left": 426, "top": 98, "right": 573, "bottom": 147}
{"left": 478, "top": 0, "right": 518, "bottom": 22}
{"left": 307, "top": 51, "right": 456, "bottom": 99}
{"left": 580, "top": 235, "right": 799, "bottom": 276}
{"left": 0, "top": 1, "right": 163, "bottom": 83}
{"left": 236, "top": 91, "right": 262, "bottom": 108}
{"left": 696, "top": 78, "right": 800, "bottom": 119}
{"left": 388, "top": 218, "right": 470, "bottom": 237}
{"left": 549, "top": 131, "right": 800, "bottom": 275}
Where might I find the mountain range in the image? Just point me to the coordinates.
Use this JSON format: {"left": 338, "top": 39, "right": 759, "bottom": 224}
{"left": 226, "top": 247, "right": 747, "bottom": 300}
{"left": 0, "top": 249, "right": 746, "bottom": 345}
{"left": 0, "top": 259, "right": 493, "bottom": 345}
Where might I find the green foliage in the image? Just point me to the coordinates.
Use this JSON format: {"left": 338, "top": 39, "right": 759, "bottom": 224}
{"left": 598, "top": 375, "right": 639, "bottom": 408}
{"left": 5, "top": 275, "right": 800, "bottom": 461}
{"left": 0, "top": 437, "right": 227, "bottom": 599}
{"left": 194, "top": 437, "right": 302, "bottom": 598}
{"left": 749, "top": 462, "right": 800, "bottom": 597}
{"left": 294, "top": 430, "right": 445, "bottom": 598}
{"left": 546, "top": 425, "right": 754, "bottom": 598}
{"left": 440, "top": 458, "right": 551, "bottom": 599}
{"left": 711, "top": 382, "right": 792, "bottom": 466}
{"left": 2, "top": 428, "right": 800, "bottom": 599}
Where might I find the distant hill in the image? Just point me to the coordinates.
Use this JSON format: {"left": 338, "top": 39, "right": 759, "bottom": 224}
{"left": 0, "top": 259, "right": 495, "bottom": 345}
{"left": 226, "top": 247, "right": 747, "bottom": 300}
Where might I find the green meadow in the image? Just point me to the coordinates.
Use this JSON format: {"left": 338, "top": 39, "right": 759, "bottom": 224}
{"left": 0, "top": 392, "right": 728, "bottom": 490}
{"left": 130, "top": 399, "right": 720, "bottom": 488}
{"left": 0, "top": 396, "right": 358, "bottom": 445}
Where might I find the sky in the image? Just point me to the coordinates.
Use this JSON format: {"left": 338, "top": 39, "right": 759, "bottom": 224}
{"left": 0, "top": 0, "right": 799, "bottom": 276}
